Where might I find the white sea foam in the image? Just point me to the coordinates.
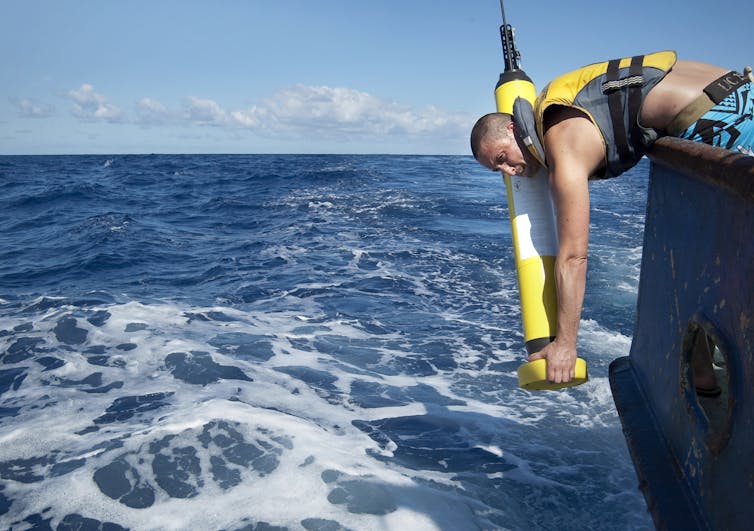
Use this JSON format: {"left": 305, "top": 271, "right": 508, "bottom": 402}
{"left": 0, "top": 296, "right": 645, "bottom": 529}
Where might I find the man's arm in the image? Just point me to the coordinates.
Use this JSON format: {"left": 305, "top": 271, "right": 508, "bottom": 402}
{"left": 526, "top": 108, "right": 605, "bottom": 383}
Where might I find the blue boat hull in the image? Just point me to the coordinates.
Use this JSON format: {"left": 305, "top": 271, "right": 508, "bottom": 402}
{"left": 610, "top": 137, "right": 754, "bottom": 531}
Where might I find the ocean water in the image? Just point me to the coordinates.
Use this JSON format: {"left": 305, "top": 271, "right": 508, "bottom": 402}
{"left": 0, "top": 154, "right": 653, "bottom": 530}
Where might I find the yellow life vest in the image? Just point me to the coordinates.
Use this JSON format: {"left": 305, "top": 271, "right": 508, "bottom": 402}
{"left": 515, "top": 51, "right": 677, "bottom": 177}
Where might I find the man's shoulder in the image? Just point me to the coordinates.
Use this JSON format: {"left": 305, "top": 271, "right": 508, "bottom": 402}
{"left": 542, "top": 105, "right": 595, "bottom": 135}
{"left": 542, "top": 107, "right": 606, "bottom": 176}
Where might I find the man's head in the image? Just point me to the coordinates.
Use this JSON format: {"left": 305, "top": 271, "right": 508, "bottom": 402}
{"left": 470, "top": 112, "right": 531, "bottom": 176}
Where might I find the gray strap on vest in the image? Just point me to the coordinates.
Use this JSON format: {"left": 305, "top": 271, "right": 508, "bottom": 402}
{"left": 603, "top": 55, "right": 645, "bottom": 165}
{"left": 627, "top": 56, "right": 644, "bottom": 154}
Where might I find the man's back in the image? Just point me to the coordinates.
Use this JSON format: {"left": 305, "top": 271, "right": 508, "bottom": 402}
{"left": 640, "top": 60, "right": 729, "bottom": 130}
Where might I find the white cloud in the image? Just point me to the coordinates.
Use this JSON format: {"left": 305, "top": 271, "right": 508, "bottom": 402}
{"left": 67, "top": 83, "right": 122, "bottom": 122}
{"left": 229, "top": 105, "right": 267, "bottom": 128}
{"left": 183, "top": 96, "right": 228, "bottom": 125}
{"left": 14, "top": 98, "right": 55, "bottom": 118}
{"left": 135, "top": 96, "right": 233, "bottom": 127}
{"left": 259, "top": 85, "right": 385, "bottom": 133}
{"left": 136, "top": 97, "right": 172, "bottom": 125}
{"left": 233, "top": 84, "right": 474, "bottom": 139}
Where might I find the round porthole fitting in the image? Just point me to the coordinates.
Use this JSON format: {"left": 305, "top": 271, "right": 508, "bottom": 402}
{"left": 681, "top": 319, "right": 734, "bottom": 454}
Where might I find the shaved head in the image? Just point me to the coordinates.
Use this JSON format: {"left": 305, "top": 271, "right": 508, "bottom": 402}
{"left": 470, "top": 113, "right": 513, "bottom": 159}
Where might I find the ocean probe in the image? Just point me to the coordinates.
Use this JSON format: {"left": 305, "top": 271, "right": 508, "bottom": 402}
{"left": 493, "top": 0, "right": 588, "bottom": 389}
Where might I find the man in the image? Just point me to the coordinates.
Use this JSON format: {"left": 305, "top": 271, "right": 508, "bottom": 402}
{"left": 470, "top": 51, "right": 754, "bottom": 385}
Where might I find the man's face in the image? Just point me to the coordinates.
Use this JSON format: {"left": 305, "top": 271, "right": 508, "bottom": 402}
{"left": 476, "top": 125, "right": 530, "bottom": 177}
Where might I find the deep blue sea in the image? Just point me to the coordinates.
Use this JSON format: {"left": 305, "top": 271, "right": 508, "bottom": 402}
{"left": 0, "top": 154, "right": 653, "bottom": 530}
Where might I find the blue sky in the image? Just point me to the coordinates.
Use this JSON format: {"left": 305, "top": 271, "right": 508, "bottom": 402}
{"left": 2, "top": 0, "right": 753, "bottom": 155}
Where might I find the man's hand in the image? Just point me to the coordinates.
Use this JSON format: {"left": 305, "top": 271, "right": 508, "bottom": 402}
{"left": 527, "top": 339, "right": 577, "bottom": 383}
